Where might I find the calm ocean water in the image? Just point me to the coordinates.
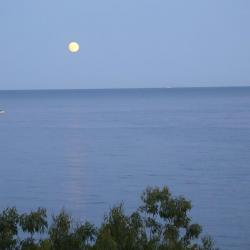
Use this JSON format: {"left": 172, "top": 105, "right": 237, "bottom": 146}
{"left": 0, "top": 87, "right": 249, "bottom": 249}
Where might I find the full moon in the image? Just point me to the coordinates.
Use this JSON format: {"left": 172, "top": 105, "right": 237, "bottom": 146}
{"left": 68, "top": 42, "right": 80, "bottom": 53}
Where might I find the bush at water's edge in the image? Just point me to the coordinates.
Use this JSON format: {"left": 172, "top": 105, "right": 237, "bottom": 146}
{"left": 0, "top": 186, "right": 218, "bottom": 250}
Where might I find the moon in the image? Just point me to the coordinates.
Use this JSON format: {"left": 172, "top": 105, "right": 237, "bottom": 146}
{"left": 68, "top": 42, "right": 80, "bottom": 53}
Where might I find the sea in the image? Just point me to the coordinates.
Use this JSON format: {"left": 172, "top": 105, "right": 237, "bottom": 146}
{"left": 0, "top": 87, "right": 249, "bottom": 249}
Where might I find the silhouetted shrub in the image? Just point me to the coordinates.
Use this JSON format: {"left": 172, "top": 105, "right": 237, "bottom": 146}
{"left": 0, "top": 186, "right": 218, "bottom": 250}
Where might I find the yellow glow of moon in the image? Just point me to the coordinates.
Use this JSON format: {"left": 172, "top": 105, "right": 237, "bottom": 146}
{"left": 68, "top": 42, "right": 80, "bottom": 53}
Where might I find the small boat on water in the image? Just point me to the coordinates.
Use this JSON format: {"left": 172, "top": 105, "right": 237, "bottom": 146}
{"left": 0, "top": 110, "right": 5, "bottom": 114}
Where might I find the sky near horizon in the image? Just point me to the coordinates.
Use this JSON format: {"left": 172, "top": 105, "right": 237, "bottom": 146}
{"left": 0, "top": 0, "right": 250, "bottom": 90}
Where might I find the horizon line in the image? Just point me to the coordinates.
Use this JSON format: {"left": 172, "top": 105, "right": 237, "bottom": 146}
{"left": 0, "top": 85, "right": 250, "bottom": 92}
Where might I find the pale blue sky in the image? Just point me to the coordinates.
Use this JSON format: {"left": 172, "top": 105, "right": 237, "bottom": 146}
{"left": 0, "top": 0, "right": 250, "bottom": 90}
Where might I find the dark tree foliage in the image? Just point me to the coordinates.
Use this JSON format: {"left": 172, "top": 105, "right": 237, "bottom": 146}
{"left": 0, "top": 207, "right": 19, "bottom": 249}
{"left": 0, "top": 186, "right": 218, "bottom": 250}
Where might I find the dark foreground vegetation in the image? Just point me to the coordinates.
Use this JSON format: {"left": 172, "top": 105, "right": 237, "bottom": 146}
{"left": 0, "top": 186, "right": 218, "bottom": 250}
